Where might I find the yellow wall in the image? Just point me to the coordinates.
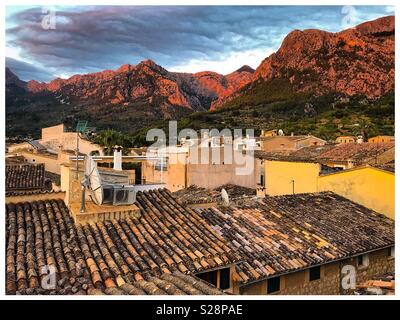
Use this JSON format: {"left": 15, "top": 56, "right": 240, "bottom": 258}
{"left": 318, "top": 167, "right": 394, "bottom": 219}
{"left": 368, "top": 136, "right": 394, "bottom": 143}
{"left": 264, "top": 161, "right": 320, "bottom": 196}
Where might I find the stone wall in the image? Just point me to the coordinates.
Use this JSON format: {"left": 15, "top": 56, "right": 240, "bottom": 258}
{"left": 238, "top": 248, "right": 394, "bottom": 295}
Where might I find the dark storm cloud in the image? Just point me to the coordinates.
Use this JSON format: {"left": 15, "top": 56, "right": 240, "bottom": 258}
{"left": 6, "top": 57, "right": 56, "bottom": 82}
{"left": 6, "top": 5, "right": 391, "bottom": 80}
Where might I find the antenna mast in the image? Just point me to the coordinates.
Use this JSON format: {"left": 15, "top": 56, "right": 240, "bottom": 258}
{"left": 75, "top": 121, "right": 88, "bottom": 179}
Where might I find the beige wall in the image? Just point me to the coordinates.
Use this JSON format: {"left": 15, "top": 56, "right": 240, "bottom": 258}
{"left": 142, "top": 148, "right": 257, "bottom": 192}
{"left": 336, "top": 136, "right": 356, "bottom": 144}
{"left": 187, "top": 148, "right": 256, "bottom": 190}
{"left": 41, "top": 124, "right": 65, "bottom": 139}
{"left": 318, "top": 167, "right": 395, "bottom": 219}
{"left": 264, "top": 160, "right": 320, "bottom": 196}
{"left": 239, "top": 248, "right": 394, "bottom": 295}
{"left": 262, "top": 136, "right": 325, "bottom": 152}
{"left": 40, "top": 132, "right": 102, "bottom": 155}
{"left": 141, "top": 153, "right": 186, "bottom": 191}
{"left": 18, "top": 151, "right": 60, "bottom": 174}
{"left": 7, "top": 142, "right": 31, "bottom": 153}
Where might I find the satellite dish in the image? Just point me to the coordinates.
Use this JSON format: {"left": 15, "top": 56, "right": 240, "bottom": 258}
{"left": 85, "top": 155, "right": 103, "bottom": 204}
{"left": 221, "top": 188, "right": 230, "bottom": 206}
{"left": 278, "top": 129, "right": 284, "bottom": 136}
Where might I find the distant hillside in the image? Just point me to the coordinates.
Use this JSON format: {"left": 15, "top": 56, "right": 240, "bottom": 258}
{"left": 6, "top": 62, "right": 254, "bottom": 138}
{"left": 214, "top": 16, "right": 394, "bottom": 109}
{"left": 6, "top": 16, "right": 394, "bottom": 140}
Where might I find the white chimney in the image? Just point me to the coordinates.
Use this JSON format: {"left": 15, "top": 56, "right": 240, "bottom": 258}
{"left": 113, "top": 146, "right": 123, "bottom": 171}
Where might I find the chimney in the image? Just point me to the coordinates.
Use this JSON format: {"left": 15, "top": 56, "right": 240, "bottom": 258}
{"left": 113, "top": 146, "right": 123, "bottom": 171}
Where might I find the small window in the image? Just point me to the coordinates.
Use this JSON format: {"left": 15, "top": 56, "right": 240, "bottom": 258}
{"left": 197, "top": 270, "right": 218, "bottom": 287}
{"left": 388, "top": 246, "right": 395, "bottom": 258}
{"left": 267, "top": 276, "right": 280, "bottom": 294}
{"left": 309, "top": 266, "right": 321, "bottom": 281}
{"left": 219, "top": 268, "right": 230, "bottom": 290}
{"left": 357, "top": 254, "right": 369, "bottom": 268}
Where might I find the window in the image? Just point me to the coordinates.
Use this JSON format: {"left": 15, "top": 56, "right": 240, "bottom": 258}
{"left": 267, "top": 276, "right": 280, "bottom": 294}
{"left": 219, "top": 268, "right": 230, "bottom": 290}
{"left": 260, "top": 174, "right": 264, "bottom": 186}
{"left": 388, "top": 246, "right": 395, "bottom": 258}
{"left": 309, "top": 266, "right": 321, "bottom": 281}
{"left": 197, "top": 270, "right": 218, "bottom": 287}
{"left": 357, "top": 254, "right": 369, "bottom": 268}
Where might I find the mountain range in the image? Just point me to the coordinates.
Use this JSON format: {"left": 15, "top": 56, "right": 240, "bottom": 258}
{"left": 6, "top": 15, "right": 394, "bottom": 139}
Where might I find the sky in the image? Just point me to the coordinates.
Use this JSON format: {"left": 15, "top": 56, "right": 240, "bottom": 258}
{"left": 5, "top": 5, "right": 394, "bottom": 82}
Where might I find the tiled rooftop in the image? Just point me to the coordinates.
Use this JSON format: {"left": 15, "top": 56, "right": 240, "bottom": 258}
{"left": 254, "top": 145, "right": 336, "bottom": 162}
{"left": 316, "top": 142, "right": 394, "bottom": 163}
{"left": 6, "top": 189, "right": 394, "bottom": 293}
{"left": 196, "top": 192, "right": 394, "bottom": 283}
{"left": 255, "top": 143, "right": 394, "bottom": 165}
{"left": 173, "top": 184, "right": 255, "bottom": 205}
{"left": 6, "top": 192, "right": 236, "bottom": 295}
{"left": 6, "top": 164, "right": 47, "bottom": 192}
{"left": 373, "top": 163, "right": 395, "bottom": 173}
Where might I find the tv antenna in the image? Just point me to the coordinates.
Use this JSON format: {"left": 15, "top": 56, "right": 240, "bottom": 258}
{"left": 75, "top": 120, "right": 89, "bottom": 179}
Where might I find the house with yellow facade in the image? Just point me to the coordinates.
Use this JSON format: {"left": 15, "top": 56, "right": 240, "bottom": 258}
{"left": 260, "top": 135, "right": 326, "bottom": 153}
{"left": 317, "top": 165, "right": 394, "bottom": 219}
{"left": 335, "top": 136, "right": 357, "bottom": 144}
{"left": 255, "top": 143, "right": 395, "bottom": 219}
{"left": 316, "top": 142, "right": 394, "bottom": 169}
{"left": 368, "top": 135, "right": 395, "bottom": 143}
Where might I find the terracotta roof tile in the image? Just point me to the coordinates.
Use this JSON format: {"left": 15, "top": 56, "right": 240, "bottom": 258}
{"left": 6, "top": 195, "right": 231, "bottom": 295}
{"left": 197, "top": 192, "right": 394, "bottom": 283}
{"left": 316, "top": 142, "right": 394, "bottom": 163}
{"left": 173, "top": 184, "right": 255, "bottom": 205}
{"left": 6, "top": 164, "right": 47, "bottom": 192}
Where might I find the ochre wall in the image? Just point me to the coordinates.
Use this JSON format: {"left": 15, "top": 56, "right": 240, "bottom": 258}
{"left": 142, "top": 149, "right": 256, "bottom": 192}
{"left": 318, "top": 167, "right": 394, "bottom": 219}
{"left": 141, "top": 154, "right": 186, "bottom": 192}
{"left": 368, "top": 136, "right": 395, "bottom": 143}
{"left": 261, "top": 136, "right": 298, "bottom": 151}
{"left": 238, "top": 248, "right": 394, "bottom": 295}
{"left": 41, "top": 124, "right": 65, "bottom": 139}
{"left": 261, "top": 136, "right": 325, "bottom": 152}
{"left": 19, "top": 151, "right": 60, "bottom": 174}
{"left": 264, "top": 160, "right": 320, "bottom": 196}
{"left": 187, "top": 149, "right": 256, "bottom": 190}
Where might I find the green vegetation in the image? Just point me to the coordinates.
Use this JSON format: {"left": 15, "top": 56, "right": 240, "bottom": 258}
{"left": 94, "top": 129, "right": 135, "bottom": 154}
{"left": 6, "top": 75, "right": 394, "bottom": 145}
{"left": 127, "top": 81, "right": 394, "bottom": 144}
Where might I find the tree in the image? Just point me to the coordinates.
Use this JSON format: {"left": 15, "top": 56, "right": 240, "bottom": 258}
{"left": 95, "top": 129, "right": 133, "bottom": 155}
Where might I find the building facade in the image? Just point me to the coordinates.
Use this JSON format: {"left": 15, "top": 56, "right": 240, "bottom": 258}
{"left": 318, "top": 166, "right": 395, "bottom": 219}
